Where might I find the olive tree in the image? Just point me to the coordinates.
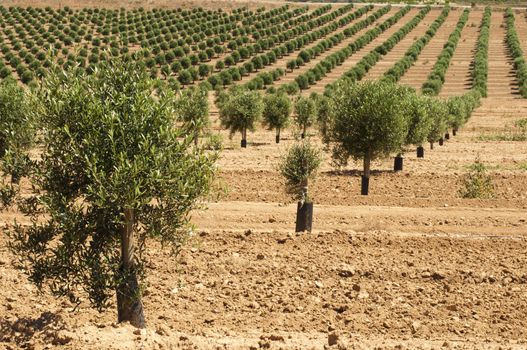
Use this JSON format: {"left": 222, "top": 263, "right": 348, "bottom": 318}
{"left": 175, "top": 86, "right": 209, "bottom": 145}
{"left": 294, "top": 95, "right": 317, "bottom": 139}
{"left": 326, "top": 80, "right": 409, "bottom": 195}
{"left": 2, "top": 60, "right": 217, "bottom": 328}
{"left": 0, "top": 79, "right": 34, "bottom": 184}
{"left": 313, "top": 93, "right": 332, "bottom": 143}
{"left": 278, "top": 140, "right": 322, "bottom": 232}
{"left": 403, "top": 94, "right": 432, "bottom": 159}
{"left": 262, "top": 92, "right": 292, "bottom": 143}
{"left": 218, "top": 86, "right": 263, "bottom": 148}
{"left": 426, "top": 98, "right": 449, "bottom": 149}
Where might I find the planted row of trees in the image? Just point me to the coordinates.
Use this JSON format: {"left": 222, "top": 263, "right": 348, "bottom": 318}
{"left": 324, "top": 80, "right": 480, "bottom": 195}
{"left": 382, "top": 6, "right": 451, "bottom": 83}
{"left": 294, "top": 5, "right": 412, "bottom": 91}
{"left": 421, "top": 8, "right": 470, "bottom": 95}
{"left": 504, "top": 8, "right": 527, "bottom": 97}
{"left": 216, "top": 86, "right": 321, "bottom": 147}
{"left": 204, "top": 5, "right": 359, "bottom": 90}
{"left": 285, "top": 5, "right": 374, "bottom": 72}
{"left": 334, "top": 5, "right": 432, "bottom": 85}
{"left": 472, "top": 6, "right": 491, "bottom": 97}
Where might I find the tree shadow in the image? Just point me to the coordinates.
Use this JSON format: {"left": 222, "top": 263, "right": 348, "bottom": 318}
{"left": 0, "top": 311, "right": 64, "bottom": 345}
{"left": 249, "top": 141, "right": 271, "bottom": 147}
{"left": 322, "top": 169, "right": 394, "bottom": 177}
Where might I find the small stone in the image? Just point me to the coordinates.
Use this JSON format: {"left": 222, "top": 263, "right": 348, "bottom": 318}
{"left": 315, "top": 281, "right": 324, "bottom": 288}
{"left": 358, "top": 291, "right": 369, "bottom": 299}
{"left": 268, "top": 334, "right": 284, "bottom": 342}
{"left": 411, "top": 321, "right": 421, "bottom": 334}
{"left": 52, "top": 330, "right": 74, "bottom": 345}
{"left": 268, "top": 217, "right": 276, "bottom": 223}
{"left": 328, "top": 332, "right": 339, "bottom": 346}
{"left": 432, "top": 271, "right": 446, "bottom": 280}
{"left": 352, "top": 284, "right": 361, "bottom": 292}
{"left": 338, "top": 264, "right": 355, "bottom": 278}
{"left": 156, "top": 324, "right": 171, "bottom": 336}
{"left": 446, "top": 304, "right": 458, "bottom": 312}
{"left": 256, "top": 253, "right": 265, "bottom": 260}
{"left": 244, "top": 229, "right": 252, "bottom": 236}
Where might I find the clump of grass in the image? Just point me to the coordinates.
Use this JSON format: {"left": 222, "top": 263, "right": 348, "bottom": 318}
{"left": 459, "top": 157, "right": 494, "bottom": 199}
{"left": 477, "top": 118, "right": 527, "bottom": 141}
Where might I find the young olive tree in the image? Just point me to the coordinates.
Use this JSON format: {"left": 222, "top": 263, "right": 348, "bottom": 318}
{"left": 0, "top": 79, "right": 34, "bottom": 184}
{"left": 218, "top": 86, "right": 263, "bottom": 148}
{"left": 278, "top": 141, "right": 322, "bottom": 232}
{"left": 326, "top": 80, "right": 409, "bottom": 195}
{"left": 313, "top": 93, "right": 333, "bottom": 143}
{"left": 2, "top": 60, "right": 217, "bottom": 328}
{"left": 294, "top": 95, "right": 317, "bottom": 139}
{"left": 446, "top": 96, "right": 468, "bottom": 136}
{"left": 404, "top": 94, "right": 432, "bottom": 159}
{"left": 426, "top": 98, "right": 449, "bottom": 149}
{"left": 175, "top": 86, "right": 210, "bottom": 145}
{"left": 262, "top": 92, "right": 292, "bottom": 143}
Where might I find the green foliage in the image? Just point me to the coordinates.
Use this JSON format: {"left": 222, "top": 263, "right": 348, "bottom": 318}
{"left": 326, "top": 79, "right": 410, "bottom": 167}
{"left": 3, "top": 59, "right": 217, "bottom": 313}
{"left": 472, "top": 7, "right": 491, "bottom": 97}
{"left": 504, "top": 8, "right": 527, "bottom": 97}
{"left": 294, "top": 95, "right": 317, "bottom": 136}
{"left": 405, "top": 94, "right": 432, "bottom": 147}
{"left": 218, "top": 86, "right": 264, "bottom": 138}
{"left": 382, "top": 6, "right": 451, "bottom": 84}
{"left": 426, "top": 97, "right": 449, "bottom": 143}
{"left": 459, "top": 157, "right": 494, "bottom": 199}
{"left": 421, "top": 8, "right": 469, "bottom": 95}
{"left": 278, "top": 140, "right": 322, "bottom": 201}
{"left": 262, "top": 92, "right": 292, "bottom": 131}
{"left": 174, "top": 86, "right": 209, "bottom": 141}
{"left": 0, "top": 79, "right": 34, "bottom": 185}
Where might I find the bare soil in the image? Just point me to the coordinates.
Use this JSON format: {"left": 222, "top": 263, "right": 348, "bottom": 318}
{"left": 1, "top": 3, "right": 527, "bottom": 350}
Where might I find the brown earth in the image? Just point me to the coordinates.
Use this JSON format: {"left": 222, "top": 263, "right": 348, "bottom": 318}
{"left": 1, "top": 3, "right": 527, "bottom": 350}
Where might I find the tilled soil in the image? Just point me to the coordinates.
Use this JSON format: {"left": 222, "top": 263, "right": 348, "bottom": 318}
{"left": 1, "top": 3, "right": 527, "bottom": 350}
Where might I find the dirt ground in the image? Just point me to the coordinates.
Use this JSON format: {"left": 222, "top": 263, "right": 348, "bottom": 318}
{"left": 1, "top": 2, "right": 527, "bottom": 350}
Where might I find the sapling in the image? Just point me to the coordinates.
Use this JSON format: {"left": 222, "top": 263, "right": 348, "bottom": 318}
{"left": 279, "top": 141, "right": 322, "bottom": 232}
{"left": 294, "top": 95, "right": 317, "bottom": 139}
{"left": 426, "top": 98, "right": 449, "bottom": 149}
{"left": 175, "top": 86, "right": 209, "bottom": 145}
{"left": 218, "top": 85, "right": 263, "bottom": 148}
{"left": 405, "top": 94, "right": 432, "bottom": 159}
{"left": 0, "top": 78, "right": 34, "bottom": 185}
{"left": 326, "top": 80, "right": 410, "bottom": 195}
{"left": 262, "top": 92, "right": 292, "bottom": 143}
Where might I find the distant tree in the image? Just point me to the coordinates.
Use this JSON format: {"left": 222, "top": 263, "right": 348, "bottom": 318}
{"left": 262, "top": 92, "right": 292, "bottom": 143}
{"left": 175, "top": 86, "right": 209, "bottom": 145}
{"left": 218, "top": 86, "right": 263, "bottom": 148}
{"left": 294, "top": 95, "right": 317, "bottom": 139}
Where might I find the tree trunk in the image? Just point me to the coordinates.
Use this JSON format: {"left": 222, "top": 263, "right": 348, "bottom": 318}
{"left": 301, "top": 124, "right": 306, "bottom": 139}
{"left": 276, "top": 128, "right": 280, "bottom": 144}
{"left": 430, "top": 141, "right": 434, "bottom": 150}
{"left": 295, "top": 180, "right": 312, "bottom": 232}
{"left": 416, "top": 146, "right": 424, "bottom": 158}
{"left": 194, "top": 130, "right": 199, "bottom": 146}
{"left": 394, "top": 153, "right": 403, "bottom": 172}
{"left": 241, "top": 128, "right": 247, "bottom": 148}
{"left": 117, "top": 208, "right": 146, "bottom": 329}
{"left": 361, "top": 154, "right": 371, "bottom": 195}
